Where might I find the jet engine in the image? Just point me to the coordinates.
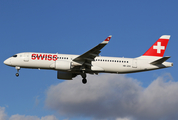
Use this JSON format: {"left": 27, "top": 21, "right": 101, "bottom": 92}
{"left": 57, "top": 71, "right": 77, "bottom": 80}
{"left": 55, "top": 61, "right": 71, "bottom": 70}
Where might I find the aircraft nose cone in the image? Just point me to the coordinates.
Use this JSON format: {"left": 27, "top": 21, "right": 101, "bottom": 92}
{"left": 4, "top": 58, "right": 11, "bottom": 65}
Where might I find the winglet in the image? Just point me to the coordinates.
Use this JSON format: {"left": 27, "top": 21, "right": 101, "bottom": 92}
{"left": 102, "top": 35, "right": 112, "bottom": 44}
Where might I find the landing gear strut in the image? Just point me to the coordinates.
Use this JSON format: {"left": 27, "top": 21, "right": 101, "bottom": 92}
{"left": 15, "top": 66, "right": 20, "bottom": 77}
{"left": 81, "top": 71, "right": 87, "bottom": 84}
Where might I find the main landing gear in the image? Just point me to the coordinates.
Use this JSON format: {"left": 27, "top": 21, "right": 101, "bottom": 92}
{"left": 82, "top": 78, "right": 87, "bottom": 84}
{"left": 15, "top": 66, "right": 20, "bottom": 77}
{"left": 81, "top": 71, "right": 87, "bottom": 84}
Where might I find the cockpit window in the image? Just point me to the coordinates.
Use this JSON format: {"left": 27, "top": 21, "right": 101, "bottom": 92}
{"left": 12, "top": 55, "right": 17, "bottom": 57}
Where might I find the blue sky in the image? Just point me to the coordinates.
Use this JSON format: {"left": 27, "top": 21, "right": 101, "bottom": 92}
{"left": 1, "top": 1, "right": 178, "bottom": 120}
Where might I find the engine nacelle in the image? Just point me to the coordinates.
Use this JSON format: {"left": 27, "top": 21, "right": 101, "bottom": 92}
{"left": 55, "top": 61, "right": 71, "bottom": 70}
{"left": 57, "top": 71, "right": 77, "bottom": 80}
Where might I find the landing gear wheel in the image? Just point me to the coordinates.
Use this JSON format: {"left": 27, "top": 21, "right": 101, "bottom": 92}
{"left": 81, "top": 70, "right": 87, "bottom": 84}
{"left": 82, "top": 78, "right": 87, "bottom": 84}
{"left": 15, "top": 73, "right": 19, "bottom": 77}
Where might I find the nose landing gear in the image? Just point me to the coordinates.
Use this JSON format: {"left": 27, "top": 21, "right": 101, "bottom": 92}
{"left": 15, "top": 66, "right": 20, "bottom": 77}
{"left": 81, "top": 71, "right": 87, "bottom": 84}
{"left": 15, "top": 73, "right": 19, "bottom": 77}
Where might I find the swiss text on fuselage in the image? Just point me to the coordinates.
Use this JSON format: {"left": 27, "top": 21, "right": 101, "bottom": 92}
{"left": 31, "top": 54, "right": 57, "bottom": 61}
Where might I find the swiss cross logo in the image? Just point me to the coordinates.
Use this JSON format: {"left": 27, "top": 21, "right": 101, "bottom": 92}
{"left": 143, "top": 35, "right": 170, "bottom": 57}
{"left": 105, "top": 37, "right": 110, "bottom": 41}
{"left": 153, "top": 42, "right": 165, "bottom": 54}
{"left": 104, "top": 35, "right": 112, "bottom": 41}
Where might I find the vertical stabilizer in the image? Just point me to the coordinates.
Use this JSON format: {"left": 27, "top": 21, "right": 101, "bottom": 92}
{"left": 142, "top": 35, "right": 170, "bottom": 57}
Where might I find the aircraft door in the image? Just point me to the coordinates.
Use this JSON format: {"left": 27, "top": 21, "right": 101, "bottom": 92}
{"left": 132, "top": 59, "right": 137, "bottom": 68}
{"left": 24, "top": 53, "right": 29, "bottom": 62}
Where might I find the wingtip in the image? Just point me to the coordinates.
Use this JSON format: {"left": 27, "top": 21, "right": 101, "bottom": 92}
{"left": 109, "top": 35, "right": 112, "bottom": 37}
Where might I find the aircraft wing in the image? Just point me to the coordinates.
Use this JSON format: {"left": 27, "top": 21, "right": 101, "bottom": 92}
{"left": 73, "top": 35, "right": 112, "bottom": 68}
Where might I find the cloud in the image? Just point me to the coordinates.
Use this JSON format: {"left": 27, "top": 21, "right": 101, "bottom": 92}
{"left": 45, "top": 74, "right": 142, "bottom": 118}
{"left": 9, "top": 114, "right": 58, "bottom": 120}
{"left": 45, "top": 73, "right": 178, "bottom": 120}
{"left": 9, "top": 114, "right": 40, "bottom": 120}
{"left": 116, "top": 118, "right": 132, "bottom": 120}
{"left": 0, "top": 107, "right": 7, "bottom": 120}
{"left": 41, "top": 115, "right": 58, "bottom": 120}
{"left": 0, "top": 107, "right": 58, "bottom": 120}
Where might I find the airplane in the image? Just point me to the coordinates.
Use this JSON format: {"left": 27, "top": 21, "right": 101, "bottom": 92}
{"left": 4, "top": 35, "right": 173, "bottom": 84}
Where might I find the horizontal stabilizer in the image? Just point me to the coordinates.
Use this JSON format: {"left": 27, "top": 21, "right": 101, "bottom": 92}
{"left": 150, "top": 56, "right": 171, "bottom": 65}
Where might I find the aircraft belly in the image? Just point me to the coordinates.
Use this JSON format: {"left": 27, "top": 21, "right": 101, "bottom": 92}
{"left": 20, "top": 60, "right": 53, "bottom": 69}
{"left": 92, "top": 62, "right": 134, "bottom": 73}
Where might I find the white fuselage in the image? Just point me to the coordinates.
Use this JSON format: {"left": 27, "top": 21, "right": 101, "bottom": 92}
{"left": 3, "top": 35, "right": 173, "bottom": 84}
{"left": 4, "top": 52, "right": 173, "bottom": 74}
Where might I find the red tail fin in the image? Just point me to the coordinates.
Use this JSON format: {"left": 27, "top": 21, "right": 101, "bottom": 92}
{"left": 143, "top": 35, "right": 170, "bottom": 57}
